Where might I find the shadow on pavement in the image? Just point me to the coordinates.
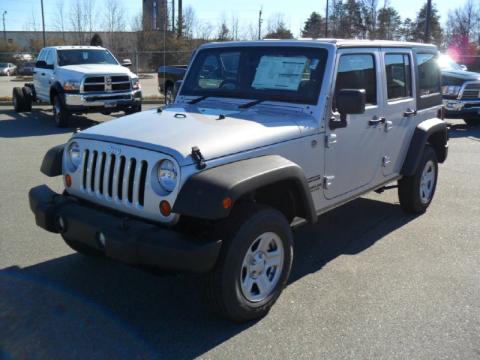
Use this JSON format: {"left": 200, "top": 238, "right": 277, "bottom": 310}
{"left": 0, "top": 197, "right": 417, "bottom": 359}
{"left": 0, "top": 109, "right": 100, "bottom": 138}
{"left": 447, "top": 122, "right": 480, "bottom": 140}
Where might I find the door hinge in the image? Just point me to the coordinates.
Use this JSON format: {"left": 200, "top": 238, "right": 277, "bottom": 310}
{"left": 325, "top": 134, "right": 337, "bottom": 148}
{"left": 323, "top": 175, "right": 335, "bottom": 189}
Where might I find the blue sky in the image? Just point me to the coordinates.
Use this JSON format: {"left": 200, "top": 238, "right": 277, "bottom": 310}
{"left": 2, "top": 0, "right": 458, "bottom": 36}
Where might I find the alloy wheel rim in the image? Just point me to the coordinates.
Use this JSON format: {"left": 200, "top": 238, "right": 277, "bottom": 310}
{"left": 240, "top": 232, "right": 284, "bottom": 302}
{"left": 420, "top": 160, "right": 435, "bottom": 204}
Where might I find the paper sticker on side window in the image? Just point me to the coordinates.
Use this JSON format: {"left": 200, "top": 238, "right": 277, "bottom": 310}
{"left": 251, "top": 56, "right": 308, "bottom": 91}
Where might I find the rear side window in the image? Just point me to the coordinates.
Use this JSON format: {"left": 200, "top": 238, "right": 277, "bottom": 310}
{"left": 336, "top": 54, "right": 377, "bottom": 105}
{"left": 385, "top": 54, "right": 412, "bottom": 100}
{"left": 417, "top": 53, "right": 440, "bottom": 96}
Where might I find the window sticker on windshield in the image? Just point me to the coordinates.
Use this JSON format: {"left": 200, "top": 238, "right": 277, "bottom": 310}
{"left": 82, "top": 52, "right": 89, "bottom": 60}
{"left": 252, "top": 56, "right": 308, "bottom": 91}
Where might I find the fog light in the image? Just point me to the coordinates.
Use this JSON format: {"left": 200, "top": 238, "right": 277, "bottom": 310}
{"left": 97, "top": 232, "right": 106, "bottom": 248}
{"left": 65, "top": 174, "right": 72, "bottom": 187}
{"left": 159, "top": 200, "right": 171, "bottom": 216}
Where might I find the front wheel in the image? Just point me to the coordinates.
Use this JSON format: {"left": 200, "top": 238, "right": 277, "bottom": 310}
{"left": 164, "top": 84, "right": 174, "bottom": 105}
{"left": 398, "top": 145, "right": 438, "bottom": 214}
{"left": 53, "top": 94, "right": 70, "bottom": 128}
{"left": 205, "top": 204, "right": 293, "bottom": 322}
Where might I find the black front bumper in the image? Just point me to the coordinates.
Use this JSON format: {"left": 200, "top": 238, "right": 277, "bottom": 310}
{"left": 29, "top": 185, "right": 222, "bottom": 273}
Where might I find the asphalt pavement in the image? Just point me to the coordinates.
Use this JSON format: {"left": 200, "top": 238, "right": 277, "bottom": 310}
{"left": 0, "top": 105, "right": 479, "bottom": 359}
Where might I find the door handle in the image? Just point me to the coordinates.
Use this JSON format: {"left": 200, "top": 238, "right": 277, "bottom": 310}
{"left": 41, "top": 72, "right": 45, "bottom": 76}
{"left": 369, "top": 116, "right": 386, "bottom": 125}
{"left": 404, "top": 109, "right": 417, "bottom": 117}
{"left": 385, "top": 120, "right": 393, "bottom": 132}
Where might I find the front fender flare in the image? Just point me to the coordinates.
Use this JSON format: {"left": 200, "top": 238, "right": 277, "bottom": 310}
{"left": 173, "top": 155, "right": 317, "bottom": 223}
{"left": 41, "top": 144, "right": 65, "bottom": 177}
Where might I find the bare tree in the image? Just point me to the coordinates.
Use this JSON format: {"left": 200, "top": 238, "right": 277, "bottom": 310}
{"left": 84, "top": 0, "right": 96, "bottom": 40}
{"left": 103, "top": 0, "right": 127, "bottom": 53}
{"left": 196, "top": 22, "right": 214, "bottom": 40}
{"left": 183, "top": 6, "right": 197, "bottom": 40}
{"left": 445, "top": 0, "right": 479, "bottom": 47}
{"left": 361, "top": 0, "right": 378, "bottom": 39}
{"left": 53, "top": 0, "right": 67, "bottom": 42}
{"left": 230, "top": 14, "right": 240, "bottom": 41}
{"left": 69, "top": 0, "right": 87, "bottom": 44}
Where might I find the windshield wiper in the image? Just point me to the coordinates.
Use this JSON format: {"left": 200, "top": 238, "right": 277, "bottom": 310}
{"left": 188, "top": 95, "right": 209, "bottom": 104}
{"left": 238, "top": 99, "right": 265, "bottom": 109}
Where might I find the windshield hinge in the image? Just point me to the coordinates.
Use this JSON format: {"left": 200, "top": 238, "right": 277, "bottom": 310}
{"left": 191, "top": 146, "right": 206, "bottom": 170}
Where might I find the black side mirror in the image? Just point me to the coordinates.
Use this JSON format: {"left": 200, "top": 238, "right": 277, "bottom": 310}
{"left": 121, "top": 59, "right": 132, "bottom": 67}
{"left": 173, "top": 80, "right": 183, "bottom": 99}
{"left": 35, "top": 60, "right": 47, "bottom": 68}
{"left": 330, "top": 89, "right": 366, "bottom": 129}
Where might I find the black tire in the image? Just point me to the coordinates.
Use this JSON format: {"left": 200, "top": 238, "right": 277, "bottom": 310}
{"left": 52, "top": 94, "right": 70, "bottom": 128}
{"left": 205, "top": 203, "right": 293, "bottom": 323}
{"left": 22, "top": 87, "right": 33, "bottom": 112}
{"left": 124, "top": 103, "right": 142, "bottom": 115}
{"left": 398, "top": 145, "right": 438, "bottom": 214}
{"left": 464, "top": 118, "right": 480, "bottom": 127}
{"left": 164, "top": 84, "right": 174, "bottom": 105}
{"left": 12, "top": 87, "right": 26, "bottom": 112}
{"left": 62, "top": 235, "right": 103, "bottom": 257}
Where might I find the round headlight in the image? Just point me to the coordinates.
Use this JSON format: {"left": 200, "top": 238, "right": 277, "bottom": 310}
{"left": 67, "top": 142, "right": 81, "bottom": 171}
{"left": 157, "top": 159, "right": 177, "bottom": 193}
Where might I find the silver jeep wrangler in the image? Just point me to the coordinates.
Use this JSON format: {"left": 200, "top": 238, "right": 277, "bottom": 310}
{"left": 30, "top": 40, "right": 448, "bottom": 322}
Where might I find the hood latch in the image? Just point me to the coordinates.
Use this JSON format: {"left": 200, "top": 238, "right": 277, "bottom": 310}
{"left": 191, "top": 146, "right": 206, "bottom": 170}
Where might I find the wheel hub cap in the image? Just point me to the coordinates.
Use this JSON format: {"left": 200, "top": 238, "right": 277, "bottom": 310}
{"left": 420, "top": 160, "right": 435, "bottom": 204}
{"left": 240, "top": 232, "right": 284, "bottom": 302}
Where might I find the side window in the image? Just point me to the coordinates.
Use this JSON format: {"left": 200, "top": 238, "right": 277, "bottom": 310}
{"left": 336, "top": 54, "right": 377, "bottom": 105}
{"left": 416, "top": 53, "right": 440, "bottom": 96}
{"left": 385, "top": 54, "right": 412, "bottom": 100}
{"left": 37, "top": 49, "right": 46, "bottom": 62}
{"left": 46, "top": 49, "right": 55, "bottom": 66}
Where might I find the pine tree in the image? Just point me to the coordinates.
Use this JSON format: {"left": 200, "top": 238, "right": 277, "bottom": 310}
{"left": 376, "top": 7, "right": 401, "bottom": 40}
{"left": 90, "top": 33, "right": 103, "bottom": 46}
{"left": 413, "top": 3, "right": 443, "bottom": 46}
{"left": 301, "top": 12, "right": 325, "bottom": 38}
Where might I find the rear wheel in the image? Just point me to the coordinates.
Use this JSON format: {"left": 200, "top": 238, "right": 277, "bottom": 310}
{"left": 398, "top": 145, "right": 438, "bottom": 214}
{"left": 164, "top": 84, "right": 174, "bottom": 105}
{"left": 22, "top": 87, "right": 32, "bottom": 111}
{"left": 52, "top": 94, "right": 70, "bottom": 128}
{"left": 464, "top": 118, "right": 480, "bottom": 127}
{"left": 205, "top": 203, "right": 293, "bottom": 322}
{"left": 12, "top": 87, "right": 26, "bottom": 112}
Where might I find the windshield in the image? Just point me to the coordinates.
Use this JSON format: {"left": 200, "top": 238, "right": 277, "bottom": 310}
{"left": 0, "top": 63, "right": 8, "bottom": 67}
{"left": 181, "top": 46, "right": 328, "bottom": 105}
{"left": 438, "top": 55, "right": 463, "bottom": 71}
{"left": 57, "top": 49, "right": 118, "bottom": 66}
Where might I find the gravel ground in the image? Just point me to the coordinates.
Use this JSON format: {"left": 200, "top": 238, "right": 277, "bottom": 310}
{"left": 0, "top": 107, "right": 479, "bottom": 359}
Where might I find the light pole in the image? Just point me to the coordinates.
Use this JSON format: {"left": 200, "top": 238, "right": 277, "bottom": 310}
{"left": 2, "top": 11, "right": 6, "bottom": 44}
{"left": 325, "top": 0, "right": 329, "bottom": 37}
{"left": 424, "top": 0, "right": 432, "bottom": 43}
{"left": 40, "top": 0, "right": 46, "bottom": 47}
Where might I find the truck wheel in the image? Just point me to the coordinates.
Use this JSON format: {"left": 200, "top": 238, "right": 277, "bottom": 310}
{"left": 22, "top": 87, "right": 33, "bottom": 112}
{"left": 205, "top": 203, "right": 293, "bottom": 322}
{"left": 124, "top": 104, "right": 142, "bottom": 115}
{"left": 398, "top": 145, "right": 438, "bottom": 214}
{"left": 12, "top": 87, "right": 26, "bottom": 112}
{"left": 52, "top": 94, "right": 70, "bottom": 128}
{"left": 164, "top": 84, "right": 174, "bottom": 104}
{"left": 62, "top": 235, "right": 103, "bottom": 257}
{"left": 464, "top": 118, "right": 480, "bottom": 127}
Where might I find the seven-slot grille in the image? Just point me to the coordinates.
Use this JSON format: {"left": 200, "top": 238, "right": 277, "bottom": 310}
{"left": 460, "top": 83, "right": 480, "bottom": 100}
{"left": 83, "top": 75, "right": 131, "bottom": 93}
{"left": 81, "top": 149, "right": 148, "bottom": 207}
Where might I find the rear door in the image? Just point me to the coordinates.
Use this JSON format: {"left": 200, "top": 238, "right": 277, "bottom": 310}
{"left": 380, "top": 49, "right": 416, "bottom": 177}
{"left": 324, "top": 49, "right": 386, "bottom": 200}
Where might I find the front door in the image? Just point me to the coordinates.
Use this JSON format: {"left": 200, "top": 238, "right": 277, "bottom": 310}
{"left": 380, "top": 49, "right": 417, "bottom": 177}
{"left": 324, "top": 49, "right": 386, "bottom": 200}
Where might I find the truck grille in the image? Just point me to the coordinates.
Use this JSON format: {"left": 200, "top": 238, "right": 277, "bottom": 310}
{"left": 461, "top": 83, "right": 480, "bottom": 100}
{"left": 83, "top": 75, "right": 131, "bottom": 93}
{"left": 81, "top": 149, "right": 148, "bottom": 207}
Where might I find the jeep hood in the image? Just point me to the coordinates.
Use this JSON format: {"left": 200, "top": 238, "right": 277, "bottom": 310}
{"left": 75, "top": 105, "right": 312, "bottom": 166}
{"left": 441, "top": 69, "right": 480, "bottom": 81}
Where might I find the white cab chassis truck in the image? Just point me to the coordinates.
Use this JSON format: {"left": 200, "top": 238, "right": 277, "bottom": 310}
{"left": 30, "top": 40, "right": 448, "bottom": 322}
{"left": 13, "top": 46, "right": 142, "bottom": 127}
